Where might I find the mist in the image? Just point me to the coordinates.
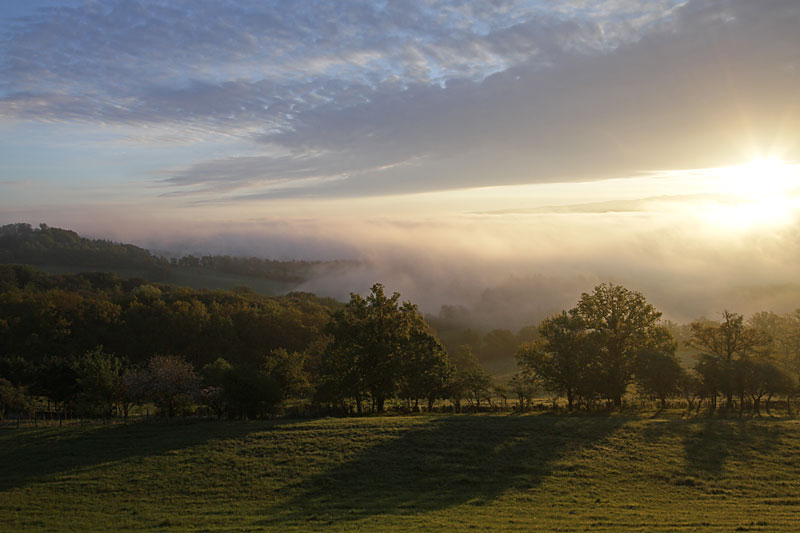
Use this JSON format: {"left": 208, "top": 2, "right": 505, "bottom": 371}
{"left": 39, "top": 199, "right": 795, "bottom": 332}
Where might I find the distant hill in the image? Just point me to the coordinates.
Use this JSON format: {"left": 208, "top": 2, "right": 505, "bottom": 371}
{"left": 0, "top": 223, "right": 354, "bottom": 295}
{"left": 0, "top": 223, "right": 170, "bottom": 278}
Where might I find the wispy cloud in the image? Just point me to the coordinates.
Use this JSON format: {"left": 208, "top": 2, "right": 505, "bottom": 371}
{"left": 12, "top": 0, "right": 787, "bottom": 199}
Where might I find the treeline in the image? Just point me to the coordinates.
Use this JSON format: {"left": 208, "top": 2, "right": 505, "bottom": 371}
{"left": 0, "top": 264, "right": 344, "bottom": 420}
{"left": 512, "top": 284, "right": 800, "bottom": 413}
{"left": 2, "top": 266, "right": 800, "bottom": 422}
{"left": 0, "top": 270, "right": 496, "bottom": 420}
{"left": 0, "top": 223, "right": 352, "bottom": 287}
{"left": 0, "top": 223, "right": 170, "bottom": 278}
{"left": 170, "top": 254, "right": 356, "bottom": 284}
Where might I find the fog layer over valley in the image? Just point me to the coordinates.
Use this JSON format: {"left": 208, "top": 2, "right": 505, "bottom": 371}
{"left": 98, "top": 203, "right": 800, "bottom": 331}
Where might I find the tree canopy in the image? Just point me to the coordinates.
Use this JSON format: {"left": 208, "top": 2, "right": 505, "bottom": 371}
{"left": 320, "top": 284, "right": 451, "bottom": 413}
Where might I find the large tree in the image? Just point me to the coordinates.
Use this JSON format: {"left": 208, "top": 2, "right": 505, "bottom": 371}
{"left": 517, "top": 310, "right": 592, "bottom": 410}
{"left": 573, "top": 283, "right": 672, "bottom": 407}
{"left": 688, "top": 311, "right": 769, "bottom": 409}
{"left": 321, "top": 283, "right": 448, "bottom": 412}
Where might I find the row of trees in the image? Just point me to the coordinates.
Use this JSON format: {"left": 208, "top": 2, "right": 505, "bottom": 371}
{"left": 515, "top": 284, "right": 799, "bottom": 412}
{"left": 3, "top": 266, "right": 800, "bottom": 420}
{"left": 0, "top": 222, "right": 349, "bottom": 286}
{"left": 0, "top": 223, "right": 170, "bottom": 278}
{"left": 0, "top": 347, "right": 314, "bottom": 422}
{"left": 0, "top": 264, "right": 338, "bottom": 373}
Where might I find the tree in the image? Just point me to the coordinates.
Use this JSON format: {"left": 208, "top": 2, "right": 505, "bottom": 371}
{"left": 33, "top": 356, "right": 81, "bottom": 423}
{"left": 321, "top": 284, "right": 446, "bottom": 412}
{"left": 688, "top": 311, "right": 769, "bottom": 409}
{"left": 118, "top": 366, "right": 150, "bottom": 419}
{"left": 462, "top": 366, "right": 493, "bottom": 410}
{"left": 445, "top": 344, "right": 480, "bottom": 412}
{"left": 508, "top": 372, "right": 537, "bottom": 411}
{"left": 480, "top": 329, "right": 519, "bottom": 361}
{"left": 76, "top": 346, "right": 124, "bottom": 419}
{"left": 221, "top": 366, "right": 281, "bottom": 419}
{"left": 517, "top": 311, "right": 592, "bottom": 411}
{"left": 144, "top": 354, "right": 199, "bottom": 417}
{"left": 0, "top": 378, "right": 31, "bottom": 422}
{"left": 633, "top": 332, "right": 683, "bottom": 409}
{"left": 574, "top": 283, "right": 670, "bottom": 407}
{"left": 396, "top": 331, "right": 452, "bottom": 412}
{"left": 262, "top": 348, "right": 312, "bottom": 400}
{"left": 199, "top": 358, "right": 232, "bottom": 419}
{"left": 739, "top": 358, "right": 791, "bottom": 414}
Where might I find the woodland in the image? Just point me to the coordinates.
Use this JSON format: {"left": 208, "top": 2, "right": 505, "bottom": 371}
{"left": 1, "top": 224, "right": 799, "bottom": 423}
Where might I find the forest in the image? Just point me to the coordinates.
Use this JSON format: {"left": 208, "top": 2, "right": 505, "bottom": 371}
{"left": 1, "top": 257, "right": 799, "bottom": 423}
{"left": 0, "top": 223, "right": 349, "bottom": 286}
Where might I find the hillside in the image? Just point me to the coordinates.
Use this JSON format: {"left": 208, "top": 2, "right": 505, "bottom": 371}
{"left": 2, "top": 414, "right": 799, "bottom": 531}
{"left": 0, "top": 223, "right": 354, "bottom": 295}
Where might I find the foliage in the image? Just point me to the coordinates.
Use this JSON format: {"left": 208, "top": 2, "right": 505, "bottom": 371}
{"left": 32, "top": 356, "right": 81, "bottom": 413}
{"left": 689, "top": 311, "right": 773, "bottom": 408}
{"left": 517, "top": 310, "right": 592, "bottom": 410}
{"left": 508, "top": 372, "right": 537, "bottom": 410}
{"left": 221, "top": 366, "right": 282, "bottom": 419}
{"left": 262, "top": 348, "right": 312, "bottom": 400}
{"left": 574, "top": 283, "right": 670, "bottom": 406}
{"left": 0, "top": 378, "right": 30, "bottom": 420}
{"left": 0, "top": 264, "right": 339, "bottom": 372}
{"left": 634, "top": 340, "right": 684, "bottom": 408}
{"left": 320, "top": 284, "right": 450, "bottom": 412}
{"left": 142, "top": 355, "right": 199, "bottom": 417}
{"left": 0, "top": 223, "right": 169, "bottom": 279}
{"left": 76, "top": 346, "right": 124, "bottom": 418}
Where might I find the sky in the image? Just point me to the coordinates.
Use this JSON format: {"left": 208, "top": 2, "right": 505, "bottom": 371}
{"left": 1, "top": 0, "right": 800, "bottom": 325}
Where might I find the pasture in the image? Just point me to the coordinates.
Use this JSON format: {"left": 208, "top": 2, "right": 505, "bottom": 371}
{"left": 2, "top": 413, "right": 799, "bottom": 531}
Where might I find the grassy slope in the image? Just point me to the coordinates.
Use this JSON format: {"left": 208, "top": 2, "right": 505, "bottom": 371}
{"left": 2, "top": 414, "right": 800, "bottom": 532}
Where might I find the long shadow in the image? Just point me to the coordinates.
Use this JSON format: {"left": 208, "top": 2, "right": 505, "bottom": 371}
{"left": 0, "top": 419, "right": 279, "bottom": 492}
{"left": 638, "top": 414, "right": 786, "bottom": 478}
{"left": 682, "top": 417, "right": 783, "bottom": 477}
{"left": 260, "top": 414, "right": 625, "bottom": 527}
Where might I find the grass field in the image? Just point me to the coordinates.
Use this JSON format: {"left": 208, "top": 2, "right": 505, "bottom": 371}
{"left": 2, "top": 413, "right": 800, "bottom": 531}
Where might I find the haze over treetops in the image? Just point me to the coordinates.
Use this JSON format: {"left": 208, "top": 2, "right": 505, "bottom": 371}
{"left": 1, "top": 1, "right": 799, "bottom": 320}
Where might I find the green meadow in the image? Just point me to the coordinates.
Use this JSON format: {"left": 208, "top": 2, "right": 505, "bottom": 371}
{"left": 2, "top": 413, "right": 800, "bottom": 532}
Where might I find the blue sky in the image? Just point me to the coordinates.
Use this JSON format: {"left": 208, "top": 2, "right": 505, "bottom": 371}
{"left": 1, "top": 0, "right": 799, "bottom": 320}
{"left": 5, "top": 0, "right": 795, "bottom": 205}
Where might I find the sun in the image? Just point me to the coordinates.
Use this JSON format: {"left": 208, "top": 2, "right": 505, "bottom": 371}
{"left": 724, "top": 158, "right": 799, "bottom": 197}
{"left": 701, "top": 158, "right": 800, "bottom": 231}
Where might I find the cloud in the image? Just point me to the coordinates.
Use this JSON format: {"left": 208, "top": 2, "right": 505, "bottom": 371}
{"left": 150, "top": 0, "right": 799, "bottom": 200}
{"left": 8, "top": 0, "right": 773, "bottom": 199}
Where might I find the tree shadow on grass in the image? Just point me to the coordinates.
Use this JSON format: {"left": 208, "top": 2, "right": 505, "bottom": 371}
{"left": 260, "top": 415, "right": 626, "bottom": 527}
{"left": 0, "top": 419, "right": 278, "bottom": 492}
{"left": 639, "top": 415, "right": 786, "bottom": 480}
{"left": 681, "top": 417, "right": 783, "bottom": 477}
